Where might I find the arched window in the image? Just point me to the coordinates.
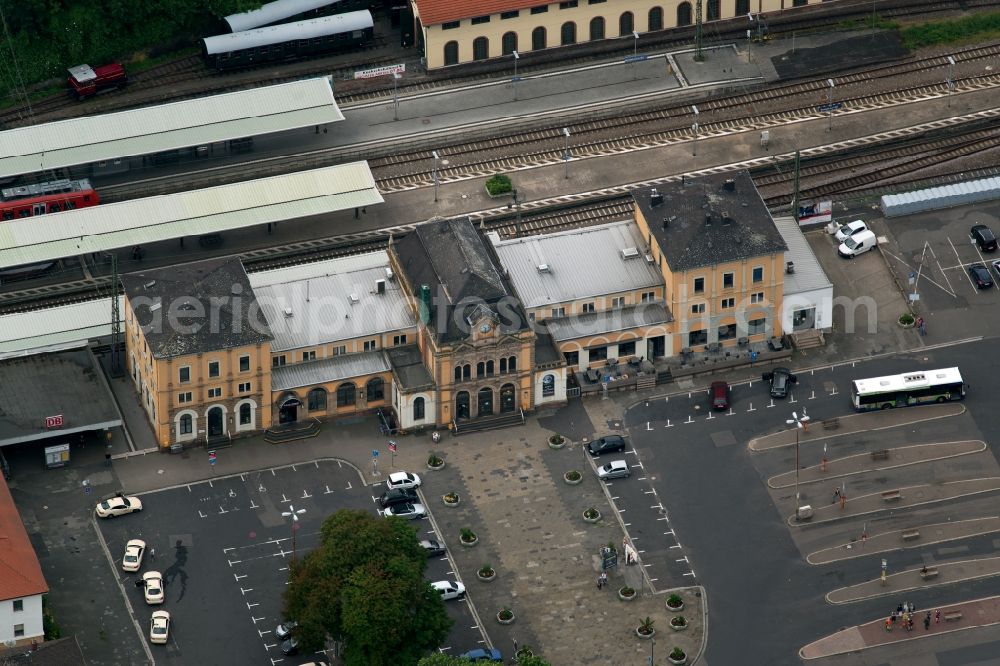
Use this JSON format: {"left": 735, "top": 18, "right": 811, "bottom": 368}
{"left": 502, "top": 31, "right": 517, "bottom": 55}
{"left": 677, "top": 2, "right": 692, "bottom": 26}
{"left": 239, "top": 402, "right": 252, "bottom": 425}
{"left": 542, "top": 374, "right": 556, "bottom": 397}
{"left": 736, "top": 0, "right": 750, "bottom": 14}
{"left": 473, "top": 36, "right": 489, "bottom": 61}
{"left": 532, "top": 26, "right": 546, "bottom": 50}
{"left": 413, "top": 396, "right": 426, "bottom": 421}
{"left": 561, "top": 22, "right": 576, "bottom": 45}
{"left": 619, "top": 11, "right": 634, "bottom": 36}
{"left": 444, "top": 41, "right": 459, "bottom": 65}
{"left": 508, "top": 355, "right": 517, "bottom": 372}
{"left": 648, "top": 6, "right": 663, "bottom": 31}
{"left": 589, "top": 16, "right": 605, "bottom": 41}
{"left": 307, "top": 388, "right": 327, "bottom": 412}
{"left": 454, "top": 366, "right": 462, "bottom": 382}
{"left": 500, "top": 358, "right": 508, "bottom": 374}
{"left": 477, "top": 362, "right": 485, "bottom": 378}
{"left": 367, "top": 377, "right": 385, "bottom": 402}
{"left": 707, "top": 0, "right": 720, "bottom": 21}
{"left": 463, "top": 364, "right": 471, "bottom": 380}
{"left": 336, "top": 382, "right": 356, "bottom": 407}
{"left": 180, "top": 413, "right": 193, "bottom": 435}
{"left": 486, "top": 360, "right": 495, "bottom": 376}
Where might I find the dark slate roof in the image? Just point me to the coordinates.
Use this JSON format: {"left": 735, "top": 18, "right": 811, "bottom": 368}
{"left": 0, "top": 636, "right": 86, "bottom": 666}
{"left": 121, "top": 257, "right": 272, "bottom": 359}
{"left": 386, "top": 345, "right": 436, "bottom": 392}
{"left": 0, "top": 348, "right": 121, "bottom": 446}
{"left": 394, "top": 217, "right": 530, "bottom": 342}
{"left": 633, "top": 171, "right": 787, "bottom": 271}
{"left": 533, "top": 329, "right": 563, "bottom": 367}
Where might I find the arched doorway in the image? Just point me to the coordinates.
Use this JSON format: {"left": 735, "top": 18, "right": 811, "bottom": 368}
{"left": 279, "top": 394, "right": 301, "bottom": 424}
{"left": 478, "top": 387, "right": 494, "bottom": 416}
{"left": 500, "top": 383, "right": 516, "bottom": 413}
{"left": 456, "top": 391, "right": 471, "bottom": 420}
{"left": 207, "top": 406, "right": 225, "bottom": 437}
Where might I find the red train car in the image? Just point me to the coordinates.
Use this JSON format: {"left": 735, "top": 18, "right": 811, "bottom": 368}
{"left": 67, "top": 63, "right": 127, "bottom": 100}
{"left": 0, "top": 179, "right": 100, "bottom": 220}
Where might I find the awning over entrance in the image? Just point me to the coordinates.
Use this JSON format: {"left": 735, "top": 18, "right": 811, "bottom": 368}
{"left": 0, "top": 347, "right": 121, "bottom": 447}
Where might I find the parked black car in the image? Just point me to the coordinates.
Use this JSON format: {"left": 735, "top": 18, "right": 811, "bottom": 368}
{"left": 378, "top": 488, "right": 418, "bottom": 508}
{"left": 587, "top": 435, "right": 627, "bottom": 456}
{"left": 762, "top": 367, "right": 797, "bottom": 398}
{"left": 971, "top": 224, "right": 998, "bottom": 252}
{"left": 969, "top": 263, "right": 993, "bottom": 289}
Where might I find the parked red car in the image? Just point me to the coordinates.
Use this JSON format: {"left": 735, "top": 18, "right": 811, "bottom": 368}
{"left": 710, "top": 381, "right": 730, "bottom": 410}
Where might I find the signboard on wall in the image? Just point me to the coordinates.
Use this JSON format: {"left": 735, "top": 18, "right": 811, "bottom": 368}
{"left": 45, "top": 415, "right": 64, "bottom": 429}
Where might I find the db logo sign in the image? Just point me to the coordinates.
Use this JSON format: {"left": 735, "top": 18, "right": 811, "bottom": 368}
{"left": 45, "top": 415, "right": 64, "bottom": 429}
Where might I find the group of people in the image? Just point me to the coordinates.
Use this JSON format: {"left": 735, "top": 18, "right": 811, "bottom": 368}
{"left": 885, "top": 602, "right": 940, "bottom": 632}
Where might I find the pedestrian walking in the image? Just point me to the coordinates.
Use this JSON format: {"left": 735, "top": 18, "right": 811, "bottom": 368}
{"left": 596, "top": 575, "right": 603, "bottom": 590}
{"left": 908, "top": 617, "right": 914, "bottom": 631}
{"left": 896, "top": 603, "right": 903, "bottom": 614}
{"left": 150, "top": 547, "right": 155, "bottom": 562}
{"left": 600, "top": 572, "right": 607, "bottom": 588}
{"left": 104, "top": 452, "right": 112, "bottom": 467}
{"left": 917, "top": 316, "right": 927, "bottom": 336}
{"left": 935, "top": 609, "right": 940, "bottom": 624}
{"left": 885, "top": 617, "right": 892, "bottom": 632}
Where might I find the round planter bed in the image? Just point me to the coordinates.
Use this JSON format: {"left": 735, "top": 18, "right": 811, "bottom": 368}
{"left": 564, "top": 471, "right": 583, "bottom": 485}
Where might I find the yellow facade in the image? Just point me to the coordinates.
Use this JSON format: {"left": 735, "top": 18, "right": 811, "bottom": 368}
{"left": 124, "top": 296, "right": 273, "bottom": 448}
{"left": 417, "top": 0, "right": 831, "bottom": 69}
{"left": 270, "top": 369, "right": 393, "bottom": 425}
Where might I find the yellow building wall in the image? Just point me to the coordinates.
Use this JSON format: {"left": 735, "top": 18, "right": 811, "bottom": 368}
{"left": 419, "top": 0, "right": 832, "bottom": 69}
{"left": 270, "top": 370, "right": 393, "bottom": 424}
{"left": 527, "top": 286, "right": 664, "bottom": 321}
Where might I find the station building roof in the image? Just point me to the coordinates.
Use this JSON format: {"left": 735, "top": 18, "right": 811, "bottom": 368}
{"left": 0, "top": 162, "right": 383, "bottom": 269}
{"left": 772, "top": 217, "right": 833, "bottom": 296}
{"left": 0, "top": 77, "right": 343, "bottom": 180}
{"left": 250, "top": 250, "right": 416, "bottom": 353}
{"left": 491, "top": 220, "right": 663, "bottom": 309}
{"left": 271, "top": 350, "right": 389, "bottom": 391}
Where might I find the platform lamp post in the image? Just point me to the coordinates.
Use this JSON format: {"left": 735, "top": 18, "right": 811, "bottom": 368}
{"left": 507, "top": 188, "right": 522, "bottom": 237}
{"left": 881, "top": 558, "right": 888, "bottom": 586}
{"left": 647, "top": 636, "right": 654, "bottom": 666}
{"left": 632, "top": 31, "right": 640, "bottom": 80}
{"left": 787, "top": 409, "right": 810, "bottom": 520}
{"left": 826, "top": 78, "right": 835, "bottom": 132}
{"left": 946, "top": 56, "right": 956, "bottom": 108}
{"left": 432, "top": 150, "right": 440, "bottom": 203}
{"left": 512, "top": 50, "right": 520, "bottom": 101}
{"left": 690, "top": 105, "right": 700, "bottom": 157}
{"left": 746, "top": 29, "right": 752, "bottom": 64}
{"left": 282, "top": 505, "right": 306, "bottom": 565}
{"left": 562, "top": 127, "right": 571, "bottom": 179}
{"left": 392, "top": 71, "right": 401, "bottom": 121}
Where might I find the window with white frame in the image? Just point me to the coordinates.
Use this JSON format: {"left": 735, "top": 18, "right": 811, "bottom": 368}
{"left": 272, "top": 355, "right": 286, "bottom": 367}
{"left": 612, "top": 296, "right": 625, "bottom": 308}
{"left": 178, "top": 392, "right": 192, "bottom": 403}
{"left": 302, "top": 350, "right": 316, "bottom": 361}
{"left": 239, "top": 355, "right": 250, "bottom": 372}
{"left": 393, "top": 334, "right": 407, "bottom": 346}
{"left": 640, "top": 291, "right": 655, "bottom": 302}
{"left": 12, "top": 599, "right": 23, "bottom": 612}
{"left": 364, "top": 339, "right": 377, "bottom": 351}
{"left": 179, "top": 366, "right": 190, "bottom": 383}
{"left": 751, "top": 292, "right": 765, "bottom": 304}
{"left": 720, "top": 297, "right": 735, "bottom": 309}
{"left": 752, "top": 266, "right": 764, "bottom": 283}
{"left": 238, "top": 382, "right": 251, "bottom": 393}
{"left": 582, "top": 302, "right": 596, "bottom": 313}
{"left": 208, "top": 387, "right": 222, "bottom": 398}
{"left": 332, "top": 345, "right": 346, "bottom": 356}
{"left": 208, "top": 361, "right": 220, "bottom": 378}
{"left": 691, "top": 303, "right": 705, "bottom": 314}
{"left": 551, "top": 306, "right": 566, "bottom": 317}
{"left": 723, "top": 272, "right": 734, "bottom": 289}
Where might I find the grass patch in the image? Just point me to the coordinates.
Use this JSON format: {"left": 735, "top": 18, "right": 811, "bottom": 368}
{"left": 0, "top": 84, "right": 66, "bottom": 111}
{"left": 126, "top": 45, "right": 200, "bottom": 74}
{"left": 899, "top": 12, "right": 1000, "bottom": 49}
{"left": 837, "top": 16, "right": 898, "bottom": 32}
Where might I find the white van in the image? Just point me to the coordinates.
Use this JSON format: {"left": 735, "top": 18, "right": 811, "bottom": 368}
{"left": 838, "top": 229, "right": 877, "bottom": 258}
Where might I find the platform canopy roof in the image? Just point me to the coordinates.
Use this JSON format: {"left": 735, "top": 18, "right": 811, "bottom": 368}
{"left": 0, "top": 77, "right": 343, "bottom": 180}
{"left": 0, "top": 162, "right": 383, "bottom": 269}
{"left": 0, "top": 298, "right": 117, "bottom": 357}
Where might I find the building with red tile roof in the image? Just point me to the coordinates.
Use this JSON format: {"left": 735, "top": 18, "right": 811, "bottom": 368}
{"left": 409, "top": 0, "right": 832, "bottom": 69}
{"left": 0, "top": 473, "right": 48, "bottom": 647}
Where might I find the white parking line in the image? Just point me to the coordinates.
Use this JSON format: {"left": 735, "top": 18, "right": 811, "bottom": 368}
{"left": 324, "top": 485, "right": 334, "bottom": 494}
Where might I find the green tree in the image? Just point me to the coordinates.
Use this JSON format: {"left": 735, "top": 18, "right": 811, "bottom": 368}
{"left": 417, "top": 654, "right": 473, "bottom": 665}
{"left": 284, "top": 510, "right": 452, "bottom": 666}
{"left": 518, "top": 656, "right": 552, "bottom": 666}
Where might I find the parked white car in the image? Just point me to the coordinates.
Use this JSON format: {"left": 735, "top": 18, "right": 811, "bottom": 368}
{"left": 431, "top": 580, "right": 466, "bottom": 601}
{"left": 834, "top": 220, "right": 868, "bottom": 242}
{"left": 386, "top": 471, "right": 421, "bottom": 491}
{"left": 122, "top": 539, "right": 146, "bottom": 572}
{"left": 143, "top": 571, "right": 164, "bottom": 604}
{"left": 597, "top": 460, "right": 631, "bottom": 480}
{"left": 838, "top": 229, "right": 878, "bottom": 258}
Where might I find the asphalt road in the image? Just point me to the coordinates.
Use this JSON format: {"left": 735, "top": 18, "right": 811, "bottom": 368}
{"left": 623, "top": 341, "right": 1000, "bottom": 666}
{"left": 96, "top": 461, "right": 483, "bottom": 666}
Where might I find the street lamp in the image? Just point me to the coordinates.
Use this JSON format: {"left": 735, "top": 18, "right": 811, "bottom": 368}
{"left": 432, "top": 150, "right": 440, "bottom": 203}
{"left": 392, "top": 71, "right": 401, "bottom": 121}
{"left": 507, "top": 188, "right": 522, "bottom": 236}
{"left": 281, "top": 505, "right": 307, "bottom": 564}
{"left": 562, "top": 127, "right": 571, "bottom": 179}
{"left": 512, "top": 50, "right": 520, "bottom": 101}
{"left": 690, "top": 105, "right": 700, "bottom": 157}
{"left": 881, "top": 558, "right": 888, "bottom": 586}
{"left": 946, "top": 55, "right": 956, "bottom": 108}
{"left": 632, "top": 31, "right": 639, "bottom": 80}
{"left": 826, "top": 78, "right": 835, "bottom": 132}
{"left": 786, "top": 409, "right": 810, "bottom": 519}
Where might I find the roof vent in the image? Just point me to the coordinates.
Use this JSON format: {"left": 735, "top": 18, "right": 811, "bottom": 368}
{"left": 645, "top": 253, "right": 654, "bottom": 263}
{"left": 705, "top": 213, "right": 713, "bottom": 226}
{"left": 375, "top": 279, "right": 386, "bottom": 294}
{"left": 143, "top": 281, "right": 156, "bottom": 290}
{"left": 620, "top": 247, "right": 640, "bottom": 259}
{"left": 150, "top": 302, "right": 161, "bottom": 312}
{"left": 724, "top": 178, "right": 736, "bottom": 192}
{"left": 283, "top": 307, "right": 294, "bottom": 318}
{"left": 662, "top": 218, "right": 669, "bottom": 228}
{"left": 722, "top": 213, "right": 734, "bottom": 225}
{"left": 536, "top": 263, "right": 550, "bottom": 273}
{"left": 650, "top": 188, "right": 664, "bottom": 207}
{"left": 786, "top": 261, "right": 795, "bottom": 274}
{"left": 349, "top": 293, "right": 360, "bottom": 304}
{"left": 385, "top": 267, "right": 395, "bottom": 280}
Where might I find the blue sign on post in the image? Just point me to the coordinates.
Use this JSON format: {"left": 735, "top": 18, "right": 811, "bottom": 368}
{"left": 372, "top": 450, "right": 379, "bottom": 458}
{"left": 817, "top": 102, "right": 843, "bottom": 113}
{"left": 751, "top": 350, "right": 758, "bottom": 362}
{"left": 624, "top": 54, "right": 648, "bottom": 63}
{"left": 84, "top": 486, "right": 92, "bottom": 495}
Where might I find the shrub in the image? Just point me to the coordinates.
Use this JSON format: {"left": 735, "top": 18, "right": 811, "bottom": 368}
{"left": 485, "top": 174, "right": 513, "bottom": 196}
{"left": 460, "top": 528, "right": 477, "bottom": 542}
{"left": 670, "top": 647, "right": 686, "bottom": 660}
{"left": 479, "top": 564, "right": 495, "bottom": 577}
{"left": 584, "top": 507, "right": 600, "bottom": 520}
{"left": 667, "top": 593, "right": 683, "bottom": 608}
{"left": 671, "top": 615, "right": 687, "bottom": 627}
{"left": 498, "top": 607, "right": 514, "bottom": 621}
{"left": 565, "top": 470, "right": 581, "bottom": 481}
{"left": 899, "top": 313, "right": 915, "bottom": 325}
{"left": 427, "top": 453, "right": 443, "bottom": 467}
{"left": 638, "top": 616, "right": 655, "bottom": 634}
{"left": 620, "top": 586, "right": 635, "bottom": 596}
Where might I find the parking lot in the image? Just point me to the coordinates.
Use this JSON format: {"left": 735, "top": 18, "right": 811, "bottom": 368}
{"left": 95, "top": 460, "right": 484, "bottom": 665}
{"left": 872, "top": 198, "right": 1000, "bottom": 340}
{"left": 620, "top": 343, "right": 1000, "bottom": 665}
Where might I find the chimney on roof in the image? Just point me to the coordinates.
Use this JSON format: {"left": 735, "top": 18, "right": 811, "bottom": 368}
{"left": 650, "top": 188, "right": 664, "bottom": 207}
{"left": 376, "top": 279, "right": 386, "bottom": 294}
{"left": 705, "top": 213, "right": 713, "bottom": 226}
{"left": 419, "top": 284, "right": 432, "bottom": 324}
{"left": 662, "top": 218, "right": 669, "bottom": 229}
{"left": 724, "top": 178, "right": 736, "bottom": 192}
{"left": 722, "top": 213, "right": 734, "bottom": 225}
{"left": 786, "top": 261, "right": 796, "bottom": 274}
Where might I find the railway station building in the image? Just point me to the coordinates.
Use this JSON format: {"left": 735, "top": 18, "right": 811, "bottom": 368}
{"left": 411, "top": 0, "right": 832, "bottom": 70}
